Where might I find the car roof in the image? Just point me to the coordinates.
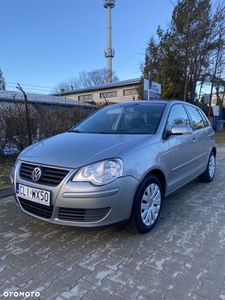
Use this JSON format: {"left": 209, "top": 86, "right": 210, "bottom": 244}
{"left": 111, "top": 100, "right": 185, "bottom": 107}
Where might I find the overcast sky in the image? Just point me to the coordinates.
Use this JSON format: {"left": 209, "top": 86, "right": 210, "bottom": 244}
{"left": 1, "top": 0, "right": 174, "bottom": 93}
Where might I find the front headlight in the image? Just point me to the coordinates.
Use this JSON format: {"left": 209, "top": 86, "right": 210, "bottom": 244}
{"left": 72, "top": 158, "right": 123, "bottom": 185}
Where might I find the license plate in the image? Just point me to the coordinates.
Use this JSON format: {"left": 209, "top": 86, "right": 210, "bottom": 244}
{"left": 16, "top": 183, "right": 51, "bottom": 206}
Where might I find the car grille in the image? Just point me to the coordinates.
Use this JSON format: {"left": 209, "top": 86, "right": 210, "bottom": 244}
{"left": 19, "top": 198, "right": 53, "bottom": 219}
{"left": 58, "top": 207, "right": 111, "bottom": 222}
{"left": 20, "top": 163, "right": 69, "bottom": 186}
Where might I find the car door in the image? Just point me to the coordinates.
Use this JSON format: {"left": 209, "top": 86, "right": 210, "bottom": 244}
{"left": 184, "top": 104, "right": 212, "bottom": 175}
{"left": 164, "top": 104, "right": 198, "bottom": 194}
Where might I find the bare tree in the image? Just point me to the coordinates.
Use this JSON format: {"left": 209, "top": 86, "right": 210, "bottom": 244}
{"left": 206, "top": 2, "right": 225, "bottom": 112}
{"left": 52, "top": 68, "right": 119, "bottom": 94}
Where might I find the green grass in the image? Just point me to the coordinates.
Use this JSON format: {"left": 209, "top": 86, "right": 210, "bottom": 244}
{"left": 0, "top": 130, "right": 225, "bottom": 190}
{"left": 0, "top": 156, "right": 17, "bottom": 189}
{"left": 214, "top": 129, "right": 225, "bottom": 144}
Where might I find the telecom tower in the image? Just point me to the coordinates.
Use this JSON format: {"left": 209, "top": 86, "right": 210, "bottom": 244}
{"left": 103, "top": 0, "right": 116, "bottom": 83}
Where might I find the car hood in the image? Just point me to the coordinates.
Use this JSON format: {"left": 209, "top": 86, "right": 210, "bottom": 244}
{"left": 19, "top": 132, "right": 151, "bottom": 168}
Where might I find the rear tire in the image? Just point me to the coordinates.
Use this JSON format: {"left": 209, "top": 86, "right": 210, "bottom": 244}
{"left": 126, "top": 174, "right": 163, "bottom": 234}
{"left": 199, "top": 151, "right": 216, "bottom": 182}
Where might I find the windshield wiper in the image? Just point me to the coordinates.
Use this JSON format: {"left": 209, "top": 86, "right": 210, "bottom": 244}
{"left": 69, "top": 130, "right": 111, "bottom": 134}
{"left": 69, "top": 129, "right": 81, "bottom": 133}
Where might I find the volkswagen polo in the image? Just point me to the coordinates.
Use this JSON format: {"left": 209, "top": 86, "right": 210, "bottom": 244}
{"left": 10, "top": 100, "right": 216, "bottom": 234}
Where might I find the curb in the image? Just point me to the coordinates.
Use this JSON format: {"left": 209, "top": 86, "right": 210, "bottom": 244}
{"left": 0, "top": 187, "right": 13, "bottom": 198}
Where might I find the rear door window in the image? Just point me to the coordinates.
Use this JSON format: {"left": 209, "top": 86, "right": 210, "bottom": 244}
{"left": 185, "top": 105, "right": 205, "bottom": 130}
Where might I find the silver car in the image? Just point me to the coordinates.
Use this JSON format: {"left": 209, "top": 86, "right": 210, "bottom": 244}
{"left": 10, "top": 100, "right": 216, "bottom": 234}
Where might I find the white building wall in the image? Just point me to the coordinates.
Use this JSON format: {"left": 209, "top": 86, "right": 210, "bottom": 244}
{"left": 211, "top": 93, "right": 225, "bottom": 106}
{"left": 63, "top": 85, "right": 139, "bottom": 104}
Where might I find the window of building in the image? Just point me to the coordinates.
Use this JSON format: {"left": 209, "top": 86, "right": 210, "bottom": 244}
{"left": 78, "top": 94, "right": 93, "bottom": 101}
{"left": 100, "top": 91, "right": 117, "bottom": 99}
{"left": 123, "top": 88, "right": 137, "bottom": 96}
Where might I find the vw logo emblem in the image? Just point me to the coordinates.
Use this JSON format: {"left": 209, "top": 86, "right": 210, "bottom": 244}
{"left": 31, "top": 167, "right": 42, "bottom": 182}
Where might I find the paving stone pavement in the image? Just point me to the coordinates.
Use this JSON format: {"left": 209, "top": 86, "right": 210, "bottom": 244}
{"left": 1, "top": 145, "right": 225, "bottom": 300}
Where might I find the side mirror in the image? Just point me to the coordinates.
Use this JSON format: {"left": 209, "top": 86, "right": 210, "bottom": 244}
{"left": 163, "top": 124, "right": 193, "bottom": 139}
{"left": 171, "top": 124, "right": 193, "bottom": 135}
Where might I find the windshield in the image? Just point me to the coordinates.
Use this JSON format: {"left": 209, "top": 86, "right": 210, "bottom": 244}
{"left": 71, "top": 103, "right": 166, "bottom": 134}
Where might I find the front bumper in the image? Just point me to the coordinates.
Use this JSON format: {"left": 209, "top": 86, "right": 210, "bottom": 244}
{"left": 11, "top": 168, "right": 139, "bottom": 228}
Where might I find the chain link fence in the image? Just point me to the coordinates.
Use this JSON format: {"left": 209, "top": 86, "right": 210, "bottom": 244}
{"left": 0, "top": 101, "right": 97, "bottom": 156}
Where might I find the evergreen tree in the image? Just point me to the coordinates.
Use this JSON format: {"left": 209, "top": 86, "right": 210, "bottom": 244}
{"left": 169, "top": 0, "right": 212, "bottom": 102}
{"left": 0, "top": 68, "right": 6, "bottom": 90}
{"left": 140, "top": 0, "right": 225, "bottom": 102}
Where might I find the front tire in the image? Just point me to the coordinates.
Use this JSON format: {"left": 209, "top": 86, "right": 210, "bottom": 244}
{"left": 126, "top": 174, "right": 163, "bottom": 234}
